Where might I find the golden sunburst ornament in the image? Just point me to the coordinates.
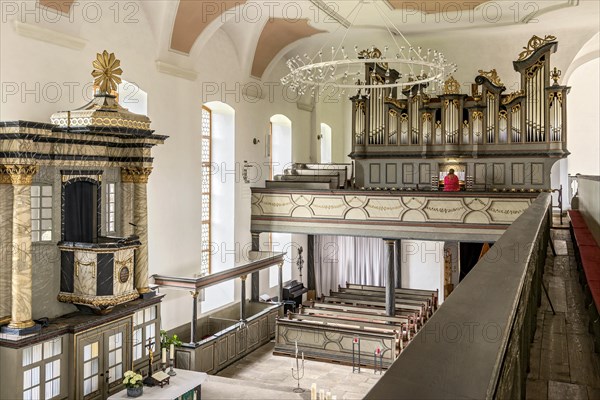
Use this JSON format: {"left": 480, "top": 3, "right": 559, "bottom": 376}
{"left": 91, "top": 50, "right": 123, "bottom": 94}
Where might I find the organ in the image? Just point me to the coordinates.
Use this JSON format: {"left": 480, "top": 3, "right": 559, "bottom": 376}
{"left": 350, "top": 35, "right": 569, "bottom": 191}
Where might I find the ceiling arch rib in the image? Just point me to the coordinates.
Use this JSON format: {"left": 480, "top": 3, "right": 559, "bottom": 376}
{"left": 251, "top": 18, "right": 325, "bottom": 79}
{"left": 171, "top": 0, "right": 248, "bottom": 54}
{"left": 39, "top": 0, "right": 75, "bottom": 14}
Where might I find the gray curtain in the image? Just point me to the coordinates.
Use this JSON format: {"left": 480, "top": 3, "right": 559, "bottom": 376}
{"left": 313, "top": 235, "right": 386, "bottom": 297}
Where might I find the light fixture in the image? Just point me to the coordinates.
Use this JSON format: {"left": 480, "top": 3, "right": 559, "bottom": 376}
{"left": 281, "top": 0, "right": 456, "bottom": 97}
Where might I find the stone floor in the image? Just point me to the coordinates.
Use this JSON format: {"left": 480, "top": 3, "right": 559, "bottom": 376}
{"left": 202, "top": 341, "right": 382, "bottom": 400}
{"left": 525, "top": 221, "right": 600, "bottom": 400}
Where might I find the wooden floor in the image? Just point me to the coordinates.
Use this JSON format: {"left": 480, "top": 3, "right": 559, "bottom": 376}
{"left": 526, "top": 220, "right": 600, "bottom": 400}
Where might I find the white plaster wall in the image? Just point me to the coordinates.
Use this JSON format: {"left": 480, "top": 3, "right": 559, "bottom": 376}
{"left": 401, "top": 240, "right": 445, "bottom": 303}
{"left": 566, "top": 58, "right": 600, "bottom": 176}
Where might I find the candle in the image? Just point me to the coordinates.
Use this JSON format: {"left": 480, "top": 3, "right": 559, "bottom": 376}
{"left": 319, "top": 389, "right": 325, "bottom": 400}
{"left": 170, "top": 344, "right": 175, "bottom": 360}
{"left": 302, "top": 352, "right": 304, "bottom": 362}
{"left": 332, "top": 396, "right": 337, "bottom": 400}
{"left": 295, "top": 340, "right": 298, "bottom": 356}
{"left": 326, "top": 392, "right": 332, "bottom": 400}
{"left": 161, "top": 348, "right": 166, "bottom": 364}
{"left": 311, "top": 383, "right": 317, "bottom": 400}
{"left": 291, "top": 358, "right": 294, "bottom": 369}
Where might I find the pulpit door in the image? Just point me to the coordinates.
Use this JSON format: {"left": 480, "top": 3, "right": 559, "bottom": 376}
{"left": 76, "top": 318, "right": 131, "bottom": 399}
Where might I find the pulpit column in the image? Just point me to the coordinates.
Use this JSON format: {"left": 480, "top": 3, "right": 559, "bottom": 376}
{"left": 251, "top": 232, "right": 260, "bottom": 301}
{"left": 122, "top": 167, "right": 153, "bottom": 296}
{"left": 0, "top": 167, "right": 13, "bottom": 325}
{"left": 384, "top": 239, "right": 396, "bottom": 317}
{"left": 240, "top": 275, "right": 247, "bottom": 321}
{"left": 2, "top": 165, "right": 40, "bottom": 335}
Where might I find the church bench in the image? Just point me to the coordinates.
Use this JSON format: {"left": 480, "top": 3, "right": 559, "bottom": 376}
{"left": 300, "top": 306, "right": 414, "bottom": 339}
{"left": 321, "top": 295, "right": 426, "bottom": 326}
{"left": 308, "top": 302, "right": 420, "bottom": 331}
{"left": 274, "top": 317, "right": 399, "bottom": 368}
{"left": 568, "top": 210, "right": 600, "bottom": 352}
{"left": 284, "top": 313, "right": 408, "bottom": 347}
{"left": 345, "top": 283, "right": 438, "bottom": 309}
{"left": 285, "top": 168, "right": 347, "bottom": 188}
{"left": 337, "top": 288, "right": 434, "bottom": 315}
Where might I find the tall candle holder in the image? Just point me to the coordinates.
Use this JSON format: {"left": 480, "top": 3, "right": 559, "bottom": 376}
{"left": 291, "top": 351, "right": 305, "bottom": 393}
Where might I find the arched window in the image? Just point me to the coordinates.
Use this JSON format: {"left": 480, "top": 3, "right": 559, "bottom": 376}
{"left": 269, "top": 115, "right": 293, "bottom": 287}
{"left": 201, "top": 102, "right": 236, "bottom": 312}
{"left": 320, "top": 123, "right": 332, "bottom": 164}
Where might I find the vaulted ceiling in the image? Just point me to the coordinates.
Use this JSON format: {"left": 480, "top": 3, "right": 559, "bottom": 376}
{"left": 37, "top": 0, "right": 599, "bottom": 83}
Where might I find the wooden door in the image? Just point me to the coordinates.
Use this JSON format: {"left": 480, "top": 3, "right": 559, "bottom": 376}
{"left": 76, "top": 318, "right": 131, "bottom": 399}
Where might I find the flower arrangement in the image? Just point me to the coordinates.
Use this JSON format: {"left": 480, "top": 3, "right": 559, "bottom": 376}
{"left": 123, "top": 370, "right": 143, "bottom": 389}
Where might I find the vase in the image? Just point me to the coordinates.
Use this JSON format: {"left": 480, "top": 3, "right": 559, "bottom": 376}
{"left": 127, "top": 386, "right": 143, "bottom": 398}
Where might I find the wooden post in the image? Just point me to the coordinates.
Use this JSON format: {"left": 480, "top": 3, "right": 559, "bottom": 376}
{"left": 251, "top": 232, "right": 260, "bottom": 301}
{"left": 240, "top": 275, "right": 247, "bottom": 321}
{"left": 384, "top": 239, "right": 396, "bottom": 317}
{"left": 190, "top": 290, "right": 199, "bottom": 343}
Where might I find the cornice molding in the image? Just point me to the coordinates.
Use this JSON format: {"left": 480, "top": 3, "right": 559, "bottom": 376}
{"left": 13, "top": 21, "right": 86, "bottom": 50}
{"left": 155, "top": 60, "right": 198, "bottom": 81}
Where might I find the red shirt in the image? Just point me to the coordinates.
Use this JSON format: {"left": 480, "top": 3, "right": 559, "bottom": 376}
{"left": 444, "top": 174, "right": 460, "bottom": 191}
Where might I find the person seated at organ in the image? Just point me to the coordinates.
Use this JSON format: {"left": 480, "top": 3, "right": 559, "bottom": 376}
{"left": 443, "top": 169, "right": 460, "bottom": 192}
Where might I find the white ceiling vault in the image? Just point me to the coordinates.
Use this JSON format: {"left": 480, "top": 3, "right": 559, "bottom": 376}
{"left": 39, "top": 0, "right": 599, "bottom": 85}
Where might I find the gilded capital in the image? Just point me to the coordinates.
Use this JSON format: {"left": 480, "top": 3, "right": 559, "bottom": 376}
{"left": 0, "top": 165, "right": 38, "bottom": 185}
{"left": 121, "top": 167, "right": 153, "bottom": 183}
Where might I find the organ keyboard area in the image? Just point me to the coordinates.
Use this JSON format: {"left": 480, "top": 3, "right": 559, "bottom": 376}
{"left": 350, "top": 35, "right": 569, "bottom": 158}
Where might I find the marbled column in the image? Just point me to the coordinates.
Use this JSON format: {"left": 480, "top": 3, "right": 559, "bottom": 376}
{"left": 0, "top": 170, "right": 13, "bottom": 323}
{"left": 251, "top": 232, "right": 260, "bottom": 301}
{"left": 384, "top": 239, "right": 396, "bottom": 317}
{"left": 6, "top": 165, "right": 38, "bottom": 330}
{"left": 122, "top": 167, "right": 153, "bottom": 295}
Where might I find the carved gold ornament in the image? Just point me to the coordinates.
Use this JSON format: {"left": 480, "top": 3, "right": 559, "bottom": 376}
{"left": 444, "top": 76, "right": 460, "bottom": 95}
{"left": 478, "top": 69, "right": 504, "bottom": 87}
{"left": 502, "top": 90, "right": 525, "bottom": 105}
{"left": 518, "top": 35, "right": 557, "bottom": 61}
{"left": 121, "top": 167, "right": 153, "bottom": 183}
{"left": 551, "top": 67, "right": 562, "bottom": 85}
{"left": 92, "top": 50, "right": 123, "bottom": 94}
{"left": 0, "top": 164, "right": 38, "bottom": 185}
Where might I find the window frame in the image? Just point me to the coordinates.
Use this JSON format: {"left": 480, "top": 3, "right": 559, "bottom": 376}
{"left": 22, "top": 337, "right": 63, "bottom": 400}
{"left": 201, "top": 105, "right": 212, "bottom": 276}
{"left": 31, "top": 184, "right": 53, "bottom": 242}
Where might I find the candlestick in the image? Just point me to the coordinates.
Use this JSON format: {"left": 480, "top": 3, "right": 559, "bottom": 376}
{"left": 311, "top": 383, "right": 317, "bottom": 400}
{"left": 170, "top": 344, "right": 174, "bottom": 359}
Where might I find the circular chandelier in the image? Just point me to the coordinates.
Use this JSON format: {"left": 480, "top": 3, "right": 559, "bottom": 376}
{"left": 281, "top": 0, "right": 457, "bottom": 97}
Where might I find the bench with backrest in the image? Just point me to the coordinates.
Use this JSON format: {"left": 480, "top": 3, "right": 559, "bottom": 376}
{"left": 322, "top": 294, "right": 427, "bottom": 327}
{"left": 337, "top": 287, "right": 434, "bottom": 316}
{"left": 274, "top": 316, "right": 400, "bottom": 368}
{"left": 345, "top": 283, "right": 439, "bottom": 310}
{"left": 568, "top": 210, "right": 600, "bottom": 352}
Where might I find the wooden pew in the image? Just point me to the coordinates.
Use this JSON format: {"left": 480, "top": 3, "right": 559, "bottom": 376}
{"left": 330, "top": 288, "right": 433, "bottom": 318}
{"left": 286, "top": 168, "right": 347, "bottom": 189}
{"left": 285, "top": 313, "right": 406, "bottom": 349}
{"left": 274, "top": 317, "right": 399, "bottom": 368}
{"left": 322, "top": 295, "right": 426, "bottom": 326}
{"left": 300, "top": 307, "right": 413, "bottom": 340}
{"left": 345, "top": 283, "right": 439, "bottom": 310}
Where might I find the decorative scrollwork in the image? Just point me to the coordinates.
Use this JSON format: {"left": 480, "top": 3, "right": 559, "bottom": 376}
{"left": 502, "top": 90, "right": 525, "bottom": 105}
{"left": 477, "top": 69, "right": 504, "bottom": 87}
{"left": 518, "top": 35, "right": 557, "bottom": 61}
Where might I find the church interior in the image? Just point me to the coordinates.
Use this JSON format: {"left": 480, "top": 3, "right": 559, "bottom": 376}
{"left": 0, "top": 1, "right": 599, "bottom": 399}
